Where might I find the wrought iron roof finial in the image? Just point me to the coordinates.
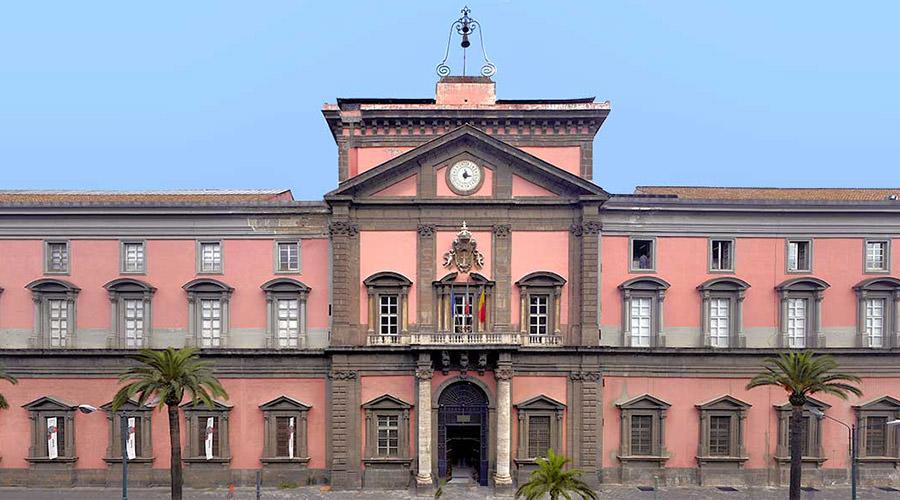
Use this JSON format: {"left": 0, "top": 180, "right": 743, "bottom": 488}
{"left": 436, "top": 6, "right": 496, "bottom": 78}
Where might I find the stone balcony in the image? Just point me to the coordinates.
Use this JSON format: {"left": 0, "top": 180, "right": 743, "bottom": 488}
{"left": 366, "top": 332, "right": 562, "bottom": 347}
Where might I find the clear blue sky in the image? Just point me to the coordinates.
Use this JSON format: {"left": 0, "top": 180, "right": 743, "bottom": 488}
{"left": 2, "top": 1, "right": 898, "bottom": 199}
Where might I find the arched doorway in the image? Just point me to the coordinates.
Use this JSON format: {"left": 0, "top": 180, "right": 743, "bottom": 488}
{"left": 437, "top": 381, "right": 489, "bottom": 486}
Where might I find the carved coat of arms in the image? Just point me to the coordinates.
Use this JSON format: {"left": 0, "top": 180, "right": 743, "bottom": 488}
{"left": 443, "top": 222, "right": 484, "bottom": 273}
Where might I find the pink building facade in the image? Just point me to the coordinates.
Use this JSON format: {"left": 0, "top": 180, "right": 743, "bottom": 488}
{"left": 1, "top": 76, "right": 899, "bottom": 490}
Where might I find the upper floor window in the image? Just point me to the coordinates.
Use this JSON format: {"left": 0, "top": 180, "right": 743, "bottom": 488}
{"left": 259, "top": 396, "right": 311, "bottom": 463}
{"left": 275, "top": 240, "right": 301, "bottom": 273}
{"left": 260, "top": 278, "right": 310, "bottom": 349}
{"left": 776, "top": 277, "right": 829, "bottom": 349}
{"left": 364, "top": 272, "right": 413, "bottom": 345}
{"left": 120, "top": 241, "right": 146, "bottom": 273}
{"left": 183, "top": 278, "right": 233, "bottom": 348}
{"left": 515, "top": 395, "right": 565, "bottom": 461}
{"left": 44, "top": 241, "right": 69, "bottom": 274}
{"left": 865, "top": 240, "right": 890, "bottom": 273}
{"left": 787, "top": 239, "right": 812, "bottom": 273}
{"left": 630, "top": 237, "right": 656, "bottom": 272}
{"left": 619, "top": 277, "right": 670, "bottom": 348}
{"left": 362, "top": 395, "right": 412, "bottom": 462}
{"left": 854, "top": 396, "right": 900, "bottom": 461}
{"left": 104, "top": 278, "right": 156, "bottom": 349}
{"left": 697, "top": 278, "right": 750, "bottom": 348}
{"left": 516, "top": 272, "right": 566, "bottom": 345}
{"left": 27, "top": 279, "right": 80, "bottom": 348}
{"left": 197, "top": 241, "right": 223, "bottom": 273}
{"left": 434, "top": 272, "right": 494, "bottom": 337}
{"left": 854, "top": 277, "right": 900, "bottom": 348}
{"left": 709, "top": 239, "right": 735, "bottom": 272}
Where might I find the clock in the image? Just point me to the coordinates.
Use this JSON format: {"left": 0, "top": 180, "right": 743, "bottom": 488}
{"left": 447, "top": 160, "right": 483, "bottom": 195}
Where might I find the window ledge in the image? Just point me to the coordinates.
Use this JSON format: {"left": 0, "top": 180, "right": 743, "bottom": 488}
{"left": 773, "top": 456, "right": 827, "bottom": 465}
{"left": 617, "top": 455, "right": 670, "bottom": 463}
{"left": 260, "top": 456, "right": 311, "bottom": 464}
{"left": 183, "top": 457, "right": 231, "bottom": 464}
{"left": 857, "top": 456, "right": 900, "bottom": 464}
{"left": 362, "top": 457, "right": 413, "bottom": 465}
{"left": 104, "top": 456, "right": 154, "bottom": 464}
{"left": 696, "top": 456, "right": 749, "bottom": 463}
{"left": 26, "top": 457, "right": 78, "bottom": 464}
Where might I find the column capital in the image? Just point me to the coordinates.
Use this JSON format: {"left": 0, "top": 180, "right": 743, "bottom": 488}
{"left": 415, "top": 367, "right": 434, "bottom": 380}
{"left": 417, "top": 224, "right": 436, "bottom": 238}
{"left": 495, "top": 365, "right": 514, "bottom": 381}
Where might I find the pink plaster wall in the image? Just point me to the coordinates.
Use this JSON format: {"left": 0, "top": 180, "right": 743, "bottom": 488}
{"left": 511, "top": 175, "right": 556, "bottom": 197}
{"left": 352, "top": 147, "right": 413, "bottom": 176}
{"left": 512, "top": 376, "right": 567, "bottom": 455}
{"left": 372, "top": 174, "right": 418, "bottom": 197}
{"left": 518, "top": 146, "right": 581, "bottom": 177}
{"left": 435, "top": 231, "right": 492, "bottom": 281}
{"left": 0, "top": 377, "right": 327, "bottom": 470}
{"left": 510, "top": 232, "right": 569, "bottom": 328}
{"left": 435, "top": 166, "right": 494, "bottom": 198}
{"left": 600, "top": 236, "right": 897, "bottom": 332}
{"left": 359, "top": 376, "right": 417, "bottom": 461}
{"left": 358, "top": 231, "right": 418, "bottom": 325}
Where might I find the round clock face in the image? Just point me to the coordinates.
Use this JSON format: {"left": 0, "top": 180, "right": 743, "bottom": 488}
{"left": 447, "top": 160, "right": 483, "bottom": 194}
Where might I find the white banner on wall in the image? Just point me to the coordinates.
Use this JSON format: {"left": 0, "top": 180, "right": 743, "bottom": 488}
{"left": 288, "top": 417, "right": 295, "bottom": 458}
{"left": 205, "top": 417, "right": 215, "bottom": 460}
{"left": 47, "top": 417, "right": 58, "bottom": 460}
{"left": 126, "top": 417, "right": 137, "bottom": 460}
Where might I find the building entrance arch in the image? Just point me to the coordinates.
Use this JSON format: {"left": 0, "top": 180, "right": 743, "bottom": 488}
{"left": 437, "top": 380, "right": 489, "bottom": 486}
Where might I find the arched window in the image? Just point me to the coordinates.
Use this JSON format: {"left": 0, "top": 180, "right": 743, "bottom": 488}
{"left": 260, "top": 278, "right": 310, "bottom": 349}
{"left": 363, "top": 272, "right": 412, "bottom": 345}
{"left": 26, "top": 279, "right": 80, "bottom": 348}
{"left": 104, "top": 278, "right": 156, "bottom": 349}
{"left": 619, "top": 277, "right": 670, "bottom": 348}
{"left": 183, "top": 279, "right": 233, "bottom": 348}
{"left": 854, "top": 277, "right": 900, "bottom": 348}
{"left": 515, "top": 272, "right": 566, "bottom": 346}
{"left": 697, "top": 277, "right": 750, "bottom": 348}
{"left": 776, "top": 278, "right": 829, "bottom": 348}
{"left": 432, "top": 272, "right": 495, "bottom": 341}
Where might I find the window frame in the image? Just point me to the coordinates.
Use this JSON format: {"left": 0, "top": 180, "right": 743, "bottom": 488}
{"left": 195, "top": 240, "right": 224, "bottom": 274}
{"left": 104, "top": 278, "right": 156, "bottom": 349}
{"left": 708, "top": 238, "right": 736, "bottom": 273}
{"left": 854, "top": 277, "right": 900, "bottom": 349}
{"left": 515, "top": 271, "right": 567, "bottom": 346}
{"left": 629, "top": 236, "right": 657, "bottom": 273}
{"left": 697, "top": 278, "right": 749, "bottom": 348}
{"left": 615, "top": 394, "right": 670, "bottom": 463}
{"left": 364, "top": 271, "right": 413, "bottom": 345}
{"left": 776, "top": 277, "right": 829, "bottom": 349}
{"left": 259, "top": 395, "right": 311, "bottom": 463}
{"left": 181, "top": 400, "right": 232, "bottom": 463}
{"left": 514, "top": 395, "right": 566, "bottom": 462}
{"left": 774, "top": 398, "right": 829, "bottom": 464}
{"left": 273, "top": 239, "right": 302, "bottom": 274}
{"left": 362, "top": 394, "right": 412, "bottom": 463}
{"left": 619, "top": 277, "right": 670, "bottom": 348}
{"left": 26, "top": 279, "right": 80, "bottom": 349}
{"left": 854, "top": 396, "right": 900, "bottom": 462}
{"left": 434, "top": 272, "right": 495, "bottom": 337}
{"left": 696, "top": 395, "right": 751, "bottom": 464}
{"left": 785, "top": 238, "right": 813, "bottom": 274}
{"left": 183, "top": 278, "right": 233, "bottom": 349}
{"left": 43, "top": 240, "right": 70, "bottom": 275}
{"left": 119, "top": 240, "right": 147, "bottom": 274}
{"left": 23, "top": 396, "right": 77, "bottom": 463}
{"left": 261, "top": 278, "right": 310, "bottom": 349}
{"left": 100, "top": 399, "right": 154, "bottom": 463}
{"left": 863, "top": 239, "right": 891, "bottom": 274}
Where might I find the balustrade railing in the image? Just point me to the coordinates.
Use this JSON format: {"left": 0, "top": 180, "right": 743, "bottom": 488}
{"left": 367, "top": 331, "right": 563, "bottom": 346}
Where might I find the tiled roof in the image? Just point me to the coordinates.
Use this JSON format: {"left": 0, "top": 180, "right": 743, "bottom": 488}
{"left": 634, "top": 186, "right": 900, "bottom": 202}
{"left": 0, "top": 189, "right": 294, "bottom": 204}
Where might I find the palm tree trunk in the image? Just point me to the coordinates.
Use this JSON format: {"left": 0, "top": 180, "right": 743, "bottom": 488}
{"left": 168, "top": 403, "right": 183, "bottom": 500}
{"left": 789, "top": 405, "right": 803, "bottom": 500}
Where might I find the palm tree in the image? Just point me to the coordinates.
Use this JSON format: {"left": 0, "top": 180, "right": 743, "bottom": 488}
{"left": 746, "top": 351, "right": 862, "bottom": 500}
{"left": 0, "top": 364, "right": 17, "bottom": 410}
{"left": 112, "top": 348, "right": 228, "bottom": 500}
{"left": 515, "top": 448, "right": 598, "bottom": 500}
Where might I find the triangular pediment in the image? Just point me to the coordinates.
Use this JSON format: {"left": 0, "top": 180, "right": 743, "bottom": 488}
{"left": 326, "top": 125, "right": 608, "bottom": 201}
{"left": 514, "top": 395, "right": 566, "bottom": 411}
{"left": 361, "top": 394, "right": 412, "bottom": 410}
{"left": 774, "top": 396, "right": 831, "bottom": 411}
{"left": 616, "top": 394, "right": 672, "bottom": 410}
{"left": 696, "top": 395, "right": 751, "bottom": 410}
{"left": 258, "top": 395, "right": 312, "bottom": 411}
{"left": 100, "top": 398, "right": 153, "bottom": 412}
{"left": 180, "top": 399, "right": 232, "bottom": 411}
{"left": 22, "top": 395, "right": 76, "bottom": 411}
{"left": 854, "top": 395, "right": 900, "bottom": 410}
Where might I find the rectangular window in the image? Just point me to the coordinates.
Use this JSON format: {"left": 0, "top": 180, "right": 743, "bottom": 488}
{"left": 866, "top": 241, "right": 888, "bottom": 272}
{"left": 527, "top": 415, "right": 551, "bottom": 458}
{"left": 786, "top": 298, "right": 807, "bottom": 348}
{"left": 199, "top": 242, "right": 222, "bottom": 273}
{"left": 865, "top": 298, "right": 886, "bottom": 348}
{"left": 787, "top": 240, "right": 811, "bottom": 272}
{"left": 799, "top": 416, "right": 810, "bottom": 457}
{"left": 379, "top": 295, "right": 399, "bottom": 336}
{"left": 197, "top": 416, "right": 220, "bottom": 457}
{"left": 710, "top": 239, "right": 734, "bottom": 271}
{"left": 708, "top": 415, "right": 732, "bottom": 456}
{"left": 275, "top": 416, "right": 296, "bottom": 457}
{"left": 376, "top": 415, "right": 399, "bottom": 457}
{"left": 630, "top": 415, "right": 653, "bottom": 456}
{"left": 630, "top": 297, "right": 652, "bottom": 347}
{"left": 529, "top": 295, "right": 549, "bottom": 335}
{"left": 45, "top": 416, "right": 65, "bottom": 456}
{"left": 124, "top": 299, "right": 145, "bottom": 348}
{"left": 200, "top": 299, "right": 222, "bottom": 348}
{"left": 709, "top": 298, "right": 730, "bottom": 348}
{"left": 48, "top": 299, "right": 68, "bottom": 348}
{"left": 46, "top": 242, "right": 69, "bottom": 273}
{"left": 452, "top": 293, "right": 474, "bottom": 334}
{"left": 122, "top": 242, "right": 145, "bottom": 273}
{"left": 631, "top": 239, "right": 655, "bottom": 271}
{"left": 276, "top": 298, "right": 301, "bottom": 348}
{"left": 866, "top": 416, "right": 887, "bottom": 456}
{"left": 276, "top": 241, "right": 300, "bottom": 272}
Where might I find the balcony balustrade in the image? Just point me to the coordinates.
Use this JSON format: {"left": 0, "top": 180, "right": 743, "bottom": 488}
{"left": 365, "top": 331, "right": 562, "bottom": 346}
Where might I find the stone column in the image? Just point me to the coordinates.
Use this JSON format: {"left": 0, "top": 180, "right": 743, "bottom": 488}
{"left": 494, "top": 361, "right": 514, "bottom": 486}
{"left": 415, "top": 355, "right": 434, "bottom": 486}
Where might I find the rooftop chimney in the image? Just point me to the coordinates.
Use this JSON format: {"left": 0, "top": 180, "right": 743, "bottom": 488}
{"left": 436, "top": 76, "right": 496, "bottom": 105}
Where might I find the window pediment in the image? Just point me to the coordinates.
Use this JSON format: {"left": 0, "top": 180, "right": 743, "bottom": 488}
{"left": 179, "top": 399, "right": 232, "bottom": 411}
{"left": 616, "top": 394, "right": 672, "bottom": 410}
{"left": 22, "top": 395, "right": 76, "bottom": 411}
{"left": 619, "top": 277, "right": 670, "bottom": 292}
{"left": 362, "top": 394, "right": 412, "bottom": 410}
{"left": 696, "top": 395, "right": 751, "bottom": 411}
{"left": 776, "top": 277, "right": 830, "bottom": 292}
{"left": 26, "top": 278, "right": 80, "bottom": 294}
{"left": 775, "top": 396, "right": 831, "bottom": 412}
{"left": 260, "top": 277, "right": 310, "bottom": 294}
{"left": 855, "top": 277, "right": 900, "bottom": 292}
{"left": 515, "top": 271, "right": 566, "bottom": 288}
{"left": 99, "top": 398, "right": 153, "bottom": 413}
{"left": 363, "top": 271, "right": 412, "bottom": 288}
{"left": 104, "top": 278, "right": 156, "bottom": 295}
{"left": 697, "top": 277, "right": 750, "bottom": 292}
{"left": 853, "top": 396, "right": 900, "bottom": 411}
{"left": 514, "top": 395, "right": 566, "bottom": 411}
{"left": 259, "top": 395, "right": 312, "bottom": 412}
{"left": 183, "top": 278, "right": 233, "bottom": 294}
{"left": 435, "top": 272, "right": 493, "bottom": 286}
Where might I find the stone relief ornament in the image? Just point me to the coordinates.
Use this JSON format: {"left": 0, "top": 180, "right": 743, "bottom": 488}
{"left": 569, "top": 371, "right": 602, "bottom": 382}
{"left": 328, "top": 221, "right": 359, "bottom": 237}
{"left": 328, "top": 370, "right": 358, "bottom": 380}
{"left": 442, "top": 222, "right": 484, "bottom": 273}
